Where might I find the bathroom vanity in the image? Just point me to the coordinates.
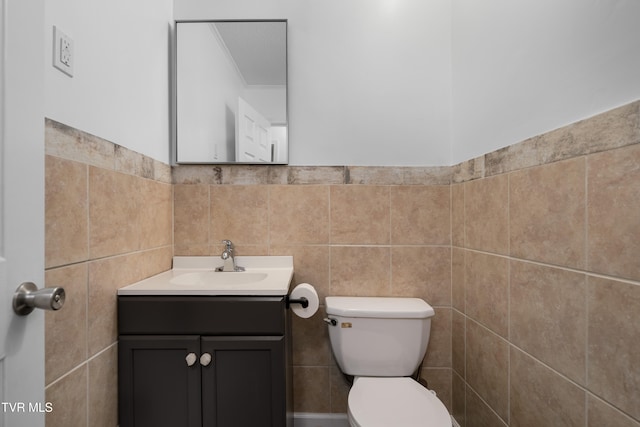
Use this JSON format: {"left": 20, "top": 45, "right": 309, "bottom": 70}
{"left": 117, "top": 256, "right": 294, "bottom": 427}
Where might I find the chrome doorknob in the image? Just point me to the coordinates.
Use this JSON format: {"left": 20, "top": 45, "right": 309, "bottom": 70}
{"left": 13, "top": 282, "right": 66, "bottom": 316}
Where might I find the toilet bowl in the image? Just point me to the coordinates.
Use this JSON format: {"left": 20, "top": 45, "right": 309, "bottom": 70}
{"left": 325, "top": 296, "right": 451, "bottom": 427}
{"left": 348, "top": 377, "right": 451, "bottom": 427}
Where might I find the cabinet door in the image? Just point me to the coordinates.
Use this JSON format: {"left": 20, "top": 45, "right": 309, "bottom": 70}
{"left": 119, "top": 335, "right": 202, "bottom": 427}
{"left": 201, "top": 336, "right": 286, "bottom": 427}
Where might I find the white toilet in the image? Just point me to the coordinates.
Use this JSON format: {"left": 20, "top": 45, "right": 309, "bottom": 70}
{"left": 325, "top": 296, "right": 452, "bottom": 427}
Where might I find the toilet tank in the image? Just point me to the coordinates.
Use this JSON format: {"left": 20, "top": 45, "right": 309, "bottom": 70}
{"left": 325, "top": 297, "right": 435, "bottom": 377}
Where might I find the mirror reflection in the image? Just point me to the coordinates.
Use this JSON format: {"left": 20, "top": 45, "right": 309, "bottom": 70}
{"left": 175, "top": 20, "right": 288, "bottom": 164}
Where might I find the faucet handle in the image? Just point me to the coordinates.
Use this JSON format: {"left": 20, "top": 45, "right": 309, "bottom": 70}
{"left": 222, "top": 239, "right": 233, "bottom": 250}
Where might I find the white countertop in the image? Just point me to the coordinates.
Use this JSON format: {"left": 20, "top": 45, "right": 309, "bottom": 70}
{"left": 117, "top": 256, "right": 294, "bottom": 296}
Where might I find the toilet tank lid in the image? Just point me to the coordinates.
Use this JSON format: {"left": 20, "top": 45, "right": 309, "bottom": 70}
{"left": 325, "top": 297, "right": 435, "bottom": 319}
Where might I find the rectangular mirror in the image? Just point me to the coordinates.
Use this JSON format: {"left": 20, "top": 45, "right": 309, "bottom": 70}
{"left": 175, "top": 20, "right": 288, "bottom": 164}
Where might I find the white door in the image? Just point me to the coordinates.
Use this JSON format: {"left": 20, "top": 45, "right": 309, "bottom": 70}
{"left": 0, "top": 0, "right": 46, "bottom": 426}
{"left": 236, "top": 97, "right": 272, "bottom": 162}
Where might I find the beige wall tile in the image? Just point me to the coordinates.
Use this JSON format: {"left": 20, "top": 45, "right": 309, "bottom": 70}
{"left": 292, "top": 309, "right": 331, "bottom": 366}
{"left": 46, "top": 120, "right": 176, "bottom": 427}
{"left": 465, "top": 251, "right": 508, "bottom": 338}
{"left": 87, "top": 253, "right": 145, "bottom": 356}
{"left": 588, "top": 395, "right": 640, "bottom": 427}
{"left": 510, "top": 347, "right": 586, "bottom": 427}
{"left": 424, "top": 308, "right": 452, "bottom": 368}
{"left": 510, "top": 261, "right": 587, "bottom": 385}
{"left": 587, "top": 143, "right": 640, "bottom": 281}
{"left": 464, "top": 175, "right": 508, "bottom": 254}
{"left": 466, "top": 320, "right": 509, "bottom": 420}
{"left": 284, "top": 166, "right": 346, "bottom": 185}
{"left": 451, "top": 183, "right": 464, "bottom": 247}
{"left": 510, "top": 157, "right": 586, "bottom": 269}
{"left": 452, "top": 310, "right": 465, "bottom": 378}
{"left": 135, "top": 246, "right": 173, "bottom": 280}
{"left": 293, "top": 366, "right": 331, "bottom": 413}
{"left": 452, "top": 372, "right": 466, "bottom": 427}
{"left": 89, "top": 167, "right": 140, "bottom": 258}
{"left": 330, "top": 246, "right": 390, "bottom": 296}
{"left": 484, "top": 101, "right": 640, "bottom": 177}
{"left": 269, "top": 185, "right": 330, "bottom": 244}
{"left": 569, "top": 101, "right": 640, "bottom": 155}
{"left": 210, "top": 185, "right": 269, "bottom": 245}
{"left": 421, "top": 368, "right": 452, "bottom": 412}
{"left": 45, "top": 263, "right": 88, "bottom": 386}
{"left": 452, "top": 248, "right": 465, "bottom": 312}
{"left": 153, "top": 159, "right": 172, "bottom": 184}
{"left": 329, "top": 365, "right": 350, "bottom": 413}
{"left": 173, "top": 184, "right": 210, "bottom": 254}
{"left": 232, "top": 244, "right": 270, "bottom": 256}
{"left": 391, "top": 186, "right": 450, "bottom": 245}
{"left": 485, "top": 128, "right": 575, "bottom": 177}
{"left": 138, "top": 178, "right": 172, "bottom": 250}
{"left": 270, "top": 244, "right": 330, "bottom": 302}
{"left": 465, "top": 385, "right": 508, "bottom": 427}
{"left": 588, "top": 276, "right": 640, "bottom": 420}
{"left": 330, "top": 185, "right": 390, "bottom": 244}
{"left": 172, "top": 164, "right": 223, "bottom": 185}
{"left": 115, "top": 145, "right": 154, "bottom": 179}
{"left": 88, "top": 345, "right": 118, "bottom": 427}
{"left": 221, "top": 165, "right": 271, "bottom": 184}
{"left": 452, "top": 156, "right": 485, "bottom": 184}
{"left": 345, "top": 166, "right": 404, "bottom": 185}
{"left": 45, "top": 155, "right": 88, "bottom": 268}
{"left": 44, "top": 103, "right": 640, "bottom": 426}
{"left": 346, "top": 166, "right": 451, "bottom": 185}
{"left": 45, "top": 119, "right": 114, "bottom": 170}
{"left": 391, "top": 246, "right": 451, "bottom": 305}
{"left": 45, "top": 365, "right": 88, "bottom": 427}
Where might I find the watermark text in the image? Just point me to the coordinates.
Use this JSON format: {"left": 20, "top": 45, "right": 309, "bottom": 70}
{"left": 1, "top": 402, "right": 53, "bottom": 413}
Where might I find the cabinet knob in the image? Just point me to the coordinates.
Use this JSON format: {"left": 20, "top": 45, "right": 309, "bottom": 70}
{"left": 200, "top": 353, "right": 213, "bottom": 367}
{"left": 185, "top": 352, "right": 197, "bottom": 367}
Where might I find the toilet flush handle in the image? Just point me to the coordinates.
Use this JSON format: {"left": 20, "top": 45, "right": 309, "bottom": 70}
{"left": 323, "top": 317, "right": 337, "bottom": 326}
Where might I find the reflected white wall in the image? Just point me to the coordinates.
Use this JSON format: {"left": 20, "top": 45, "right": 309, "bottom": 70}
{"left": 175, "top": 0, "right": 453, "bottom": 166}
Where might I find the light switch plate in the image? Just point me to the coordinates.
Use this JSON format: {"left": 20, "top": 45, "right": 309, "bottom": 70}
{"left": 53, "top": 26, "right": 74, "bottom": 77}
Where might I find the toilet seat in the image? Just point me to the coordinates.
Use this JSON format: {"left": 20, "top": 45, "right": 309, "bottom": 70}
{"left": 348, "top": 377, "right": 452, "bottom": 427}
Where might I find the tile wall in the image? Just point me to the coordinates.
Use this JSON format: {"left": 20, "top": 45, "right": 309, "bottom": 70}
{"left": 450, "top": 101, "right": 640, "bottom": 427}
{"left": 171, "top": 165, "right": 454, "bottom": 413}
{"left": 44, "top": 119, "right": 173, "bottom": 427}
{"left": 43, "top": 99, "right": 640, "bottom": 426}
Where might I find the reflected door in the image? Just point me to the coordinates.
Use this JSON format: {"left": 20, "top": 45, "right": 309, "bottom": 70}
{"left": 236, "top": 97, "right": 272, "bottom": 162}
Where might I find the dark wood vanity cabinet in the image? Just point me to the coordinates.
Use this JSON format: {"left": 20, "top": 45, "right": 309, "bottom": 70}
{"left": 117, "top": 296, "right": 293, "bottom": 427}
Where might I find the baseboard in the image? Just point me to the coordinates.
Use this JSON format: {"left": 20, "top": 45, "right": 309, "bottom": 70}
{"left": 294, "top": 412, "right": 461, "bottom": 427}
{"left": 293, "top": 412, "right": 349, "bottom": 427}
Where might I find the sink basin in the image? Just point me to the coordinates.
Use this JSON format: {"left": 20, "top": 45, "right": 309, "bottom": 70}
{"left": 170, "top": 271, "right": 268, "bottom": 287}
{"left": 117, "top": 256, "right": 293, "bottom": 296}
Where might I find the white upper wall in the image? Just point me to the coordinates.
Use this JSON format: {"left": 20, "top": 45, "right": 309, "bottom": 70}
{"left": 44, "top": 0, "right": 640, "bottom": 166}
{"left": 451, "top": 0, "right": 640, "bottom": 164}
{"left": 175, "top": 0, "right": 453, "bottom": 166}
{"left": 45, "top": 0, "right": 173, "bottom": 164}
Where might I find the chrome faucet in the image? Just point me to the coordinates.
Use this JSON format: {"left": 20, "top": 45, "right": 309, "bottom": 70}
{"left": 217, "top": 240, "right": 244, "bottom": 272}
